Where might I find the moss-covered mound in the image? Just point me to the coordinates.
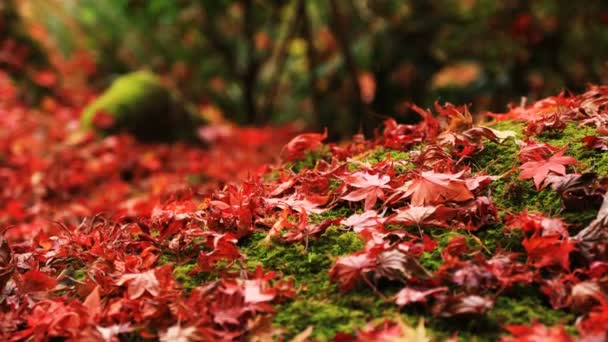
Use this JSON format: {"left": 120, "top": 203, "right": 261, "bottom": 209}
{"left": 224, "top": 88, "right": 608, "bottom": 340}
{"left": 81, "top": 71, "right": 205, "bottom": 142}
{"left": 8, "top": 86, "right": 608, "bottom": 342}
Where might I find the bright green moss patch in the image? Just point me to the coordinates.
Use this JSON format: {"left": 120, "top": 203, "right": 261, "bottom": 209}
{"left": 489, "top": 176, "right": 562, "bottom": 215}
{"left": 172, "top": 263, "right": 201, "bottom": 290}
{"left": 157, "top": 252, "right": 173, "bottom": 266}
{"left": 239, "top": 226, "right": 399, "bottom": 339}
{"left": 363, "top": 147, "right": 411, "bottom": 164}
{"left": 489, "top": 120, "right": 526, "bottom": 135}
{"left": 536, "top": 123, "right": 598, "bottom": 173}
{"left": 240, "top": 226, "right": 364, "bottom": 290}
{"left": 291, "top": 148, "right": 332, "bottom": 173}
{"left": 81, "top": 71, "right": 201, "bottom": 141}
{"left": 73, "top": 268, "right": 87, "bottom": 282}
{"left": 472, "top": 122, "right": 523, "bottom": 175}
{"left": 347, "top": 147, "right": 413, "bottom": 172}
{"left": 308, "top": 207, "right": 352, "bottom": 224}
{"left": 274, "top": 295, "right": 388, "bottom": 340}
{"left": 473, "top": 139, "right": 520, "bottom": 176}
{"left": 417, "top": 287, "right": 575, "bottom": 342}
{"left": 243, "top": 119, "right": 601, "bottom": 340}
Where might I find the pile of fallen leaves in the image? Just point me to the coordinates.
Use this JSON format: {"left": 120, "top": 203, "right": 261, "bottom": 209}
{"left": 3, "top": 68, "right": 608, "bottom": 341}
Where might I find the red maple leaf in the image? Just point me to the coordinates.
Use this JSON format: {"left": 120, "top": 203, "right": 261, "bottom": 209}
{"left": 398, "top": 171, "right": 474, "bottom": 206}
{"left": 522, "top": 234, "right": 575, "bottom": 270}
{"left": 393, "top": 286, "right": 447, "bottom": 307}
{"left": 506, "top": 210, "right": 570, "bottom": 237}
{"left": 341, "top": 171, "right": 391, "bottom": 210}
{"left": 329, "top": 252, "right": 374, "bottom": 292}
{"left": 280, "top": 129, "right": 327, "bottom": 161}
{"left": 116, "top": 269, "right": 161, "bottom": 299}
{"left": 391, "top": 206, "right": 441, "bottom": 227}
{"left": 518, "top": 149, "right": 577, "bottom": 190}
{"left": 342, "top": 210, "right": 387, "bottom": 234}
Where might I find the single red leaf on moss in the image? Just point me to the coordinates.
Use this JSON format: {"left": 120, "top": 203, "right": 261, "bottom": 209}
{"left": 393, "top": 286, "right": 448, "bottom": 307}
{"left": 582, "top": 135, "right": 608, "bottom": 151}
{"left": 522, "top": 234, "right": 575, "bottom": 270}
{"left": 432, "top": 294, "right": 494, "bottom": 317}
{"left": 518, "top": 140, "right": 560, "bottom": 162}
{"left": 342, "top": 210, "right": 387, "bottom": 233}
{"left": 281, "top": 129, "right": 327, "bottom": 161}
{"left": 399, "top": 171, "right": 474, "bottom": 206}
{"left": 374, "top": 249, "right": 430, "bottom": 281}
{"left": 329, "top": 252, "right": 374, "bottom": 292}
{"left": 392, "top": 206, "right": 439, "bottom": 226}
{"left": 197, "top": 232, "right": 242, "bottom": 271}
{"left": 518, "top": 149, "right": 577, "bottom": 190}
{"left": 506, "top": 210, "right": 570, "bottom": 237}
{"left": 341, "top": 171, "right": 391, "bottom": 210}
{"left": 83, "top": 286, "right": 102, "bottom": 320}
{"left": 116, "top": 269, "right": 160, "bottom": 299}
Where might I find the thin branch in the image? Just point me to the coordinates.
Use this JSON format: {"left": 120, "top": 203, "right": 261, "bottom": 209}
{"left": 302, "top": 1, "right": 322, "bottom": 127}
{"left": 329, "top": 0, "right": 370, "bottom": 132}
{"left": 201, "top": 16, "right": 238, "bottom": 79}
{"left": 261, "top": 0, "right": 304, "bottom": 118}
{"left": 242, "top": 0, "right": 261, "bottom": 124}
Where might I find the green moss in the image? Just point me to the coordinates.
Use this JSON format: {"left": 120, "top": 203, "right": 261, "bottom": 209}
{"left": 274, "top": 298, "right": 370, "bottom": 340}
{"left": 417, "top": 287, "right": 575, "bottom": 342}
{"left": 536, "top": 123, "right": 598, "bottom": 172}
{"left": 172, "top": 263, "right": 203, "bottom": 290}
{"left": 308, "top": 207, "right": 352, "bottom": 224}
{"left": 476, "top": 222, "right": 523, "bottom": 253}
{"left": 240, "top": 226, "right": 363, "bottom": 285}
{"left": 363, "top": 147, "right": 410, "bottom": 164}
{"left": 347, "top": 147, "right": 413, "bottom": 172}
{"left": 73, "top": 268, "right": 87, "bottom": 282}
{"left": 490, "top": 175, "right": 565, "bottom": 217}
{"left": 240, "top": 226, "right": 395, "bottom": 339}
{"left": 561, "top": 210, "right": 598, "bottom": 229}
{"left": 490, "top": 293, "right": 575, "bottom": 329}
{"left": 473, "top": 140, "right": 520, "bottom": 176}
{"left": 237, "top": 119, "right": 600, "bottom": 340}
{"left": 81, "top": 71, "right": 201, "bottom": 141}
{"left": 157, "top": 253, "right": 173, "bottom": 266}
{"left": 291, "top": 148, "right": 331, "bottom": 173}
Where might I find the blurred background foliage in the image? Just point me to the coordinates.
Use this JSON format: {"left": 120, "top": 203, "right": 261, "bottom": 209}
{"left": 6, "top": 0, "right": 608, "bottom": 138}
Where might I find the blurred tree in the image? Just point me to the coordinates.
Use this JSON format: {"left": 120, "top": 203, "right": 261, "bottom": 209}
{"left": 0, "top": 0, "right": 54, "bottom": 103}
{"left": 23, "top": 0, "right": 608, "bottom": 138}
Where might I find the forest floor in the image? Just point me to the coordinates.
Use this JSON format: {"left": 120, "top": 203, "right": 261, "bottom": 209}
{"left": 2, "top": 76, "right": 608, "bottom": 341}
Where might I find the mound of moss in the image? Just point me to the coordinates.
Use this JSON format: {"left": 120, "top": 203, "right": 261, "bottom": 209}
{"left": 156, "top": 110, "right": 607, "bottom": 340}
{"left": 81, "top": 71, "right": 206, "bottom": 142}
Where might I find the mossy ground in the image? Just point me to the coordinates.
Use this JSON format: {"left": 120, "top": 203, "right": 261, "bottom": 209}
{"left": 159, "top": 119, "right": 601, "bottom": 340}
{"left": 237, "top": 222, "right": 575, "bottom": 341}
